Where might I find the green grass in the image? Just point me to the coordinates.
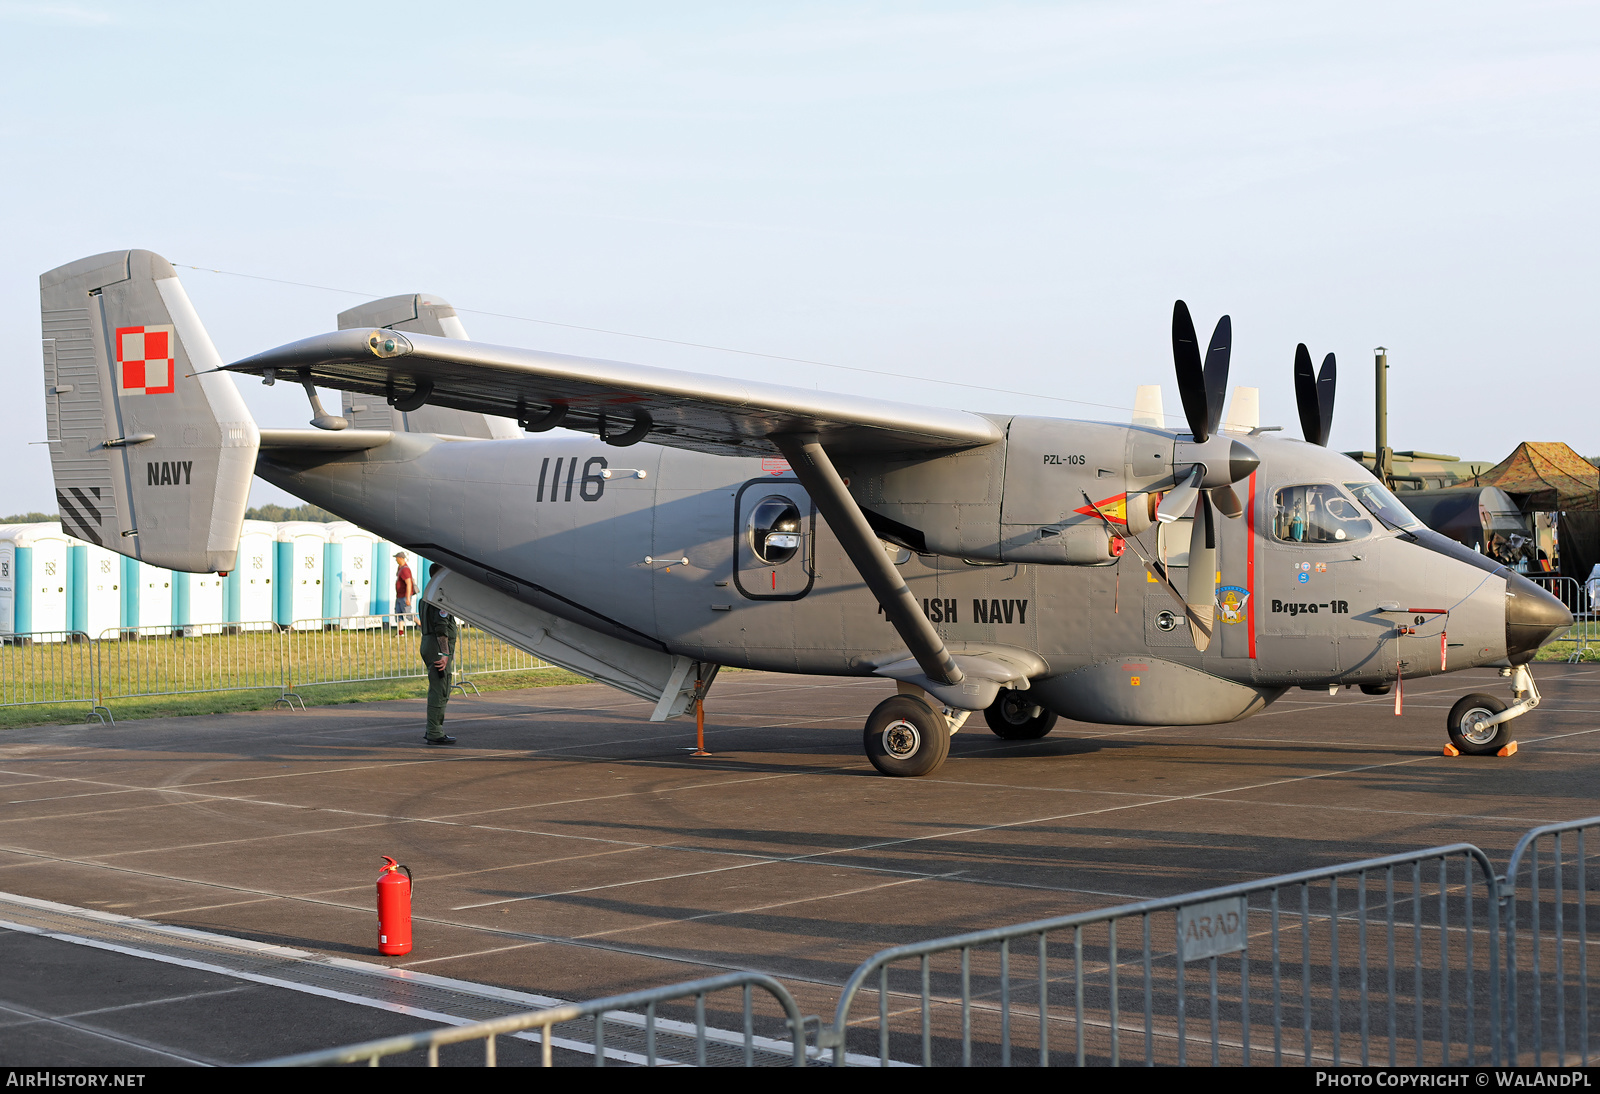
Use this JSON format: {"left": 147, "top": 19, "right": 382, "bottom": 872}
{"left": 0, "top": 666, "right": 594, "bottom": 729}
{"left": 1535, "top": 636, "right": 1599, "bottom": 663}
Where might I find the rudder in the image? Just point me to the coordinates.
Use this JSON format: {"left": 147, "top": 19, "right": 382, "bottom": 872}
{"left": 41, "top": 250, "right": 259, "bottom": 573}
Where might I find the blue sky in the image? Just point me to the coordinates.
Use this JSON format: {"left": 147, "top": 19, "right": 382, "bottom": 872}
{"left": 2, "top": 1, "right": 1596, "bottom": 509}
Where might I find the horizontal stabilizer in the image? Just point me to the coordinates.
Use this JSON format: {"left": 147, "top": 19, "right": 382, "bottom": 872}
{"left": 258, "top": 428, "right": 394, "bottom": 451}
{"left": 336, "top": 294, "right": 520, "bottom": 440}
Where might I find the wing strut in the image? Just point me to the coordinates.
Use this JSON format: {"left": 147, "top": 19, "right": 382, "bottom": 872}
{"left": 771, "top": 434, "right": 963, "bottom": 688}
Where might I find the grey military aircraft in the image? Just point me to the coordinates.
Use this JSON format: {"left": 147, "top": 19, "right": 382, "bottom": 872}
{"left": 40, "top": 250, "right": 1572, "bottom": 775}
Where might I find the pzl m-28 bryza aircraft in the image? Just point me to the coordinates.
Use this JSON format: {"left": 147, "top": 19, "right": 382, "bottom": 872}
{"left": 40, "top": 250, "right": 1572, "bottom": 775}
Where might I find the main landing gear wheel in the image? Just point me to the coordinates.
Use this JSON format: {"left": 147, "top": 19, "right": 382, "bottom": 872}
{"left": 983, "top": 690, "right": 1058, "bottom": 740}
{"left": 1448, "top": 693, "right": 1510, "bottom": 756}
{"left": 864, "top": 695, "right": 950, "bottom": 777}
{"left": 1360, "top": 683, "right": 1392, "bottom": 696}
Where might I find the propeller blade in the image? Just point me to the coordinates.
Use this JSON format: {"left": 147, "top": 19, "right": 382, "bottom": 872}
{"left": 1316, "top": 352, "right": 1337, "bottom": 445}
{"left": 1294, "top": 345, "right": 1338, "bottom": 446}
{"left": 1202, "top": 315, "right": 1231, "bottom": 440}
{"left": 1210, "top": 483, "right": 1243, "bottom": 519}
{"left": 1157, "top": 465, "right": 1203, "bottom": 524}
{"left": 1171, "top": 301, "right": 1209, "bottom": 442}
{"left": 1294, "top": 342, "right": 1317, "bottom": 441}
{"left": 1186, "top": 491, "right": 1217, "bottom": 652}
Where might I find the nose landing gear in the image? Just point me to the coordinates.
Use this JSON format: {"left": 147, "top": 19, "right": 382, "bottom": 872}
{"left": 1446, "top": 663, "right": 1540, "bottom": 756}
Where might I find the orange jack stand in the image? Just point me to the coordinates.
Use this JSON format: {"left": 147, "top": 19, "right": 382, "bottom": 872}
{"left": 690, "top": 695, "right": 712, "bottom": 757}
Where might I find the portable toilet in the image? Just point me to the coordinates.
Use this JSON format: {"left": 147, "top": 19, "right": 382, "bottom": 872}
{"left": 226, "top": 520, "right": 278, "bottom": 630}
{"left": 71, "top": 539, "right": 123, "bottom": 640}
{"left": 134, "top": 561, "right": 174, "bottom": 631}
{"left": 275, "top": 522, "right": 329, "bottom": 630}
{"left": 174, "top": 570, "right": 226, "bottom": 635}
{"left": 326, "top": 522, "right": 379, "bottom": 627}
{"left": 373, "top": 543, "right": 399, "bottom": 617}
{"left": 0, "top": 524, "right": 20, "bottom": 633}
{"left": 0, "top": 524, "right": 71, "bottom": 638}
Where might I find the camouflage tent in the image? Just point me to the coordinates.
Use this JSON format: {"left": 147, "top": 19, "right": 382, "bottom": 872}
{"left": 1472, "top": 442, "right": 1600, "bottom": 512}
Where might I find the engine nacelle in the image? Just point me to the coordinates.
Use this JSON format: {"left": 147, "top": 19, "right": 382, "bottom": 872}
{"left": 843, "top": 416, "right": 1178, "bottom": 565}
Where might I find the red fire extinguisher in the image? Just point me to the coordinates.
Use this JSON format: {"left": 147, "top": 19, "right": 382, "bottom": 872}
{"left": 376, "top": 855, "right": 413, "bottom": 956}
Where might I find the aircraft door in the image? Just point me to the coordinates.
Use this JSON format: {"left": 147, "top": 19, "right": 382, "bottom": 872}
{"left": 1255, "top": 483, "right": 1364, "bottom": 676}
{"left": 733, "top": 480, "right": 815, "bottom": 600}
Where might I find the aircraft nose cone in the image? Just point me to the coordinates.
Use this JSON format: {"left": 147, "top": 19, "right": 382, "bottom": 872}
{"left": 1227, "top": 439, "right": 1259, "bottom": 484}
{"left": 1505, "top": 572, "right": 1572, "bottom": 663}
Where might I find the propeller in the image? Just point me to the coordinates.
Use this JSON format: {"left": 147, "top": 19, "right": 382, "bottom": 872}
{"left": 1153, "top": 300, "right": 1261, "bottom": 652}
{"left": 1157, "top": 301, "right": 1259, "bottom": 525}
{"left": 1294, "top": 344, "right": 1337, "bottom": 446}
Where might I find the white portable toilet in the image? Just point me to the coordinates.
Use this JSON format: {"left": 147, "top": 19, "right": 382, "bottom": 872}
{"left": 136, "top": 562, "right": 174, "bottom": 631}
{"left": 178, "top": 570, "right": 226, "bottom": 634}
{"left": 275, "top": 522, "right": 329, "bottom": 630}
{"left": 0, "top": 524, "right": 70, "bottom": 639}
{"left": 79, "top": 540, "right": 123, "bottom": 640}
{"left": 230, "top": 520, "right": 277, "bottom": 630}
{"left": 327, "top": 522, "right": 379, "bottom": 627}
{"left": 0, "top": 528, "right": 14, "bottom": 635}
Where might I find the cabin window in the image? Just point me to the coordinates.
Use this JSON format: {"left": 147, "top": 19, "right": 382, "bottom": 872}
{"left": 1273, "top": 485, "right": 1373, "bottom": 544}
{"left": 748, "top": 497, "right": 802, "bottom": 565}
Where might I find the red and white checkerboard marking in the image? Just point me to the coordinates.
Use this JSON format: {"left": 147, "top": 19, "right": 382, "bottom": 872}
{"left": 115, "top": 325, "right": 176, "bottom": 394}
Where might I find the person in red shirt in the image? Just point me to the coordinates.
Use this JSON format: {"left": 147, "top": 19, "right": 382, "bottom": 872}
{"left": 394, "top": 551, "right": 416, "bottom": 635}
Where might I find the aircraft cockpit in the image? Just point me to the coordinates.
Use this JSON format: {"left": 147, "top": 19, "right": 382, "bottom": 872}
{"left": 1272, "top": 484, "right": 1374, "bottom": 543}
{"left": 1271, "top": 479, "right": 1426, "bottom": 544}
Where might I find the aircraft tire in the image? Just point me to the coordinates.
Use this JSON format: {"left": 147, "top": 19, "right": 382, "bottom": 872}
{"left": 864, "top": 695, "right": 950, "bottom": 777}
{"left": 1360, "top": 683, "right": 1392, "bottom": 696}
{"left": 1447, "top": 693, "right": 1510, "bottom": 755}
{"left": 983, "top": 690, "right": 1058, "bottom": 740}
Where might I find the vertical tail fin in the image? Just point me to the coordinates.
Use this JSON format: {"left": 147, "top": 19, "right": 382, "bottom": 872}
{"left": 336, "top": 294, "right": 519, "bottom": 439}
{"left": 41, "top": 250, "right": 259, "bottom": 572}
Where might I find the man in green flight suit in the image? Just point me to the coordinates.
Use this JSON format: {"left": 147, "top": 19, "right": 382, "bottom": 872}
{"left": 420, "top": 600, "right": 459, "bottom": 746}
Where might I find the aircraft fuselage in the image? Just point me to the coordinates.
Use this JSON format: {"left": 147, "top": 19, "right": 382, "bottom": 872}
{"left": 257, "top": 421, "right": 1529, "bottom": 727}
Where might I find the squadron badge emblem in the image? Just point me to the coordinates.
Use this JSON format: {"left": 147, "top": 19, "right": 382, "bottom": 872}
{"left": 1217, "top": 585, "right": 1250, "bottom": 625}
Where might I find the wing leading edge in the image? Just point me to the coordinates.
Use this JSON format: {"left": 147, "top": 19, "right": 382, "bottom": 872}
{"left": 226, "top": 329, "right": 1002, "bottom": 457}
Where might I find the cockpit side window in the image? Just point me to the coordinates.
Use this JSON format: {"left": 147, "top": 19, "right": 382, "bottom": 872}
{"left": 1344, "top": 481, "right": 1424, "bottom": 531}
{"left": 1272, "top": 484, "right": 1374, "bottom": 544}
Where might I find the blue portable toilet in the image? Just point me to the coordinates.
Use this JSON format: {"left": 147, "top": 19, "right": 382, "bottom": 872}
{"left": 226, "top": 520, "right": 277, "bottom": 630}
{"left": 69, "top": 539, "right": 123, "bottom": 640}
{"left": 327, "top": 522, "right": 379, "bottom": 627}
{"left": 275, "top": 522, "right": 328, "bottom": 630}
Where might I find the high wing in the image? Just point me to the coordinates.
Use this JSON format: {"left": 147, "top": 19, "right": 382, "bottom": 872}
{"left": 226, "top": 329, "right": 1002, "bottom": 457}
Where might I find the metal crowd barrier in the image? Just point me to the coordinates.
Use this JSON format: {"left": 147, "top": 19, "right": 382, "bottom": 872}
{"left": 821, "top": 845, "right": 1500, "bottom": 1067}
{"left": 256, "top": 972, "right": 809, "bottom": 1067}
{"left": 281, "top": 615, "right": 549, "bottom": 703}
{"left": 0, "top": 617, "right": 554, "bottom": 718}
{"left": 0, "top": 630, "right": 104, "bottom": 719}
{"left": 96, "top": 624, "right": 286, "bottom": 705}
{"left": 1501, "top": 816, "right": 1600, "bottom": 1065}
{"left": 1523, "top": 575, "right": 1593, "bottom": 661}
